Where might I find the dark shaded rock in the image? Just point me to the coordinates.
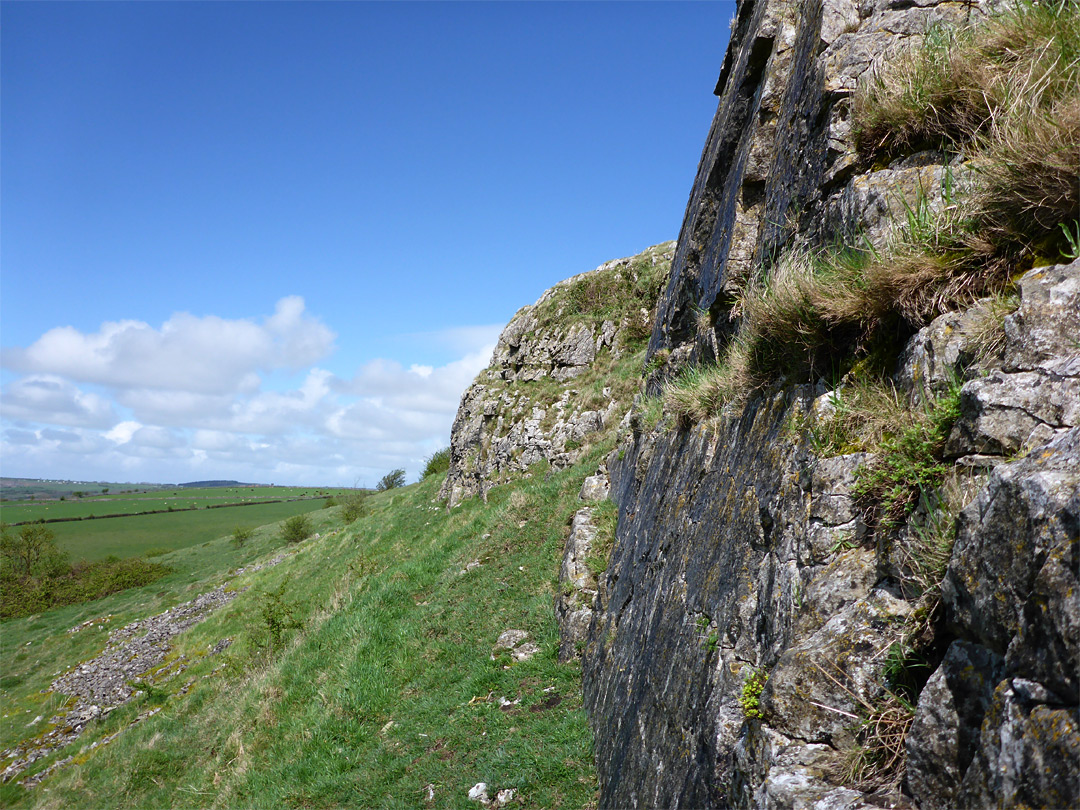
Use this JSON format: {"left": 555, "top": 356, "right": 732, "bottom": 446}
{"left": 905, "top": 640, "right": 1004, "bottom": 809}
{"left": 942, "top": 427, "right": 1080, "bottom": 700}
{"left": 957, "top": 679, "right": 1080, "bottom": 809}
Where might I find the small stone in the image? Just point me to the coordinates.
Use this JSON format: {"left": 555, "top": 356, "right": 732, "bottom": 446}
{"left": 494, "top": 630, "right": 528, "bottom": 650}
{"left": 495, "top": 788, "right": 516, "bottom": 805}
{"left": 468, "top": 782, "right": 489, "bottom": 803}
{"left": 512, "top": 642, "right": 540, "bottom": 662}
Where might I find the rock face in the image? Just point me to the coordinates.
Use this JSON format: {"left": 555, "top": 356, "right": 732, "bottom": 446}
{"left": 438, "top": 0, "right": 1078, "bottom": 806}
{"left": 440, "top": 243, "right": 674, "bottom": 506}
{"left": 578, "top": 257, "right": 1079, "bottom": 809}
{"left": 573, "top": 0, "right": 1079, "bottom": 806}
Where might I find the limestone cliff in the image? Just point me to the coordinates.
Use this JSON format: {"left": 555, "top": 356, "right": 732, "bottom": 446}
{"left": 441, "top": 0, "right": 1078, "bottom": 807}
{"left": 580, "top": 0, "right": 1079, "bottom": 807}
{"left": 439, "top": 242, "right": 673, "bottom": 506}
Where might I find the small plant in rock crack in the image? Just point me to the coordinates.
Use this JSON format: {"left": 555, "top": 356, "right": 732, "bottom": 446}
{"left": 853, "top": 379, "right": 961, "bottom": 529}
{"left": 739, "top": 667, "right": 768, "bottom": 719}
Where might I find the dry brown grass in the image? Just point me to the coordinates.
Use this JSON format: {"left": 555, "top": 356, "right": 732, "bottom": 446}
{"left": 659, "top": 3, "right": 1077, "bottom": 428}
{"left": 856, "top": 0, "right": 1080, "bottom": 254}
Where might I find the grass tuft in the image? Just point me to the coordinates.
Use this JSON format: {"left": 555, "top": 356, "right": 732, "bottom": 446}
{"left": 855, "top": 1, "right": 1080, "bottom": 257}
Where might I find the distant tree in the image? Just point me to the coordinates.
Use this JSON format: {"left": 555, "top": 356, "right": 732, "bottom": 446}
{"left": 0, "top": 522, "right": 68, "bottom": 582}
{"left": 377, "top": 469, "right": 406, "bottom": 492}
{"left": 102, "top": 488, "right": 109, "bottom": 494}
{"left": 421, "top": 448, "right": 451, "bottom": 479}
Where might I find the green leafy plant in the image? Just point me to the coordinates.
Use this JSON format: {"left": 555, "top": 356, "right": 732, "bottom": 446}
{"left": 257, "top": 579, "right": 303, "bottom": 657}
{"left": 231, "top": 526, "right": 254, "bottom": 548}
{"left": 339, "top": 490, "right": 370, "bottom": 524}
{"left": 853, "top": 379, "right": 961, "bottom": 528}
{"left": 280, "top": 514, "right": 313, "bottom": 545}
{"left": 738, "top": 667, "right": 768, "bottom": 719}
{"left": 421, "top": 448, "right": 451, "bottom": 479}
{"left": 1060, "top": 220, "right": 1080, "bottom": 260}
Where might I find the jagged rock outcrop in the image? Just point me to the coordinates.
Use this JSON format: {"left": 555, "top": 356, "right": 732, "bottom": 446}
{"left": 440, "top": 243, "right": 674, "bottom": 506}
{"left": 585, "top": 259, "right": 1078, "bottom": 809}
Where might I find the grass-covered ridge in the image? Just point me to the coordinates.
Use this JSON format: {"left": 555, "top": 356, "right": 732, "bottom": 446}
{"left": 530, "top": 241, "right": 674, "bottom": 339}
{"left": 662, "top": 1, "right": 1078, "bottom": 427}
{"left": 1, "top": 451, "right": 606, "bottom": 807}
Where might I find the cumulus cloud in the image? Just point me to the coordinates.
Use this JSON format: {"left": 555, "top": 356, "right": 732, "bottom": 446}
{"left": 0, "top": 299, "right": 497, "bottom": 485}
{"left": 0, "top": 375, "right": 118, "bottom": 428}
{"left": 2, "top": 296, "right": 334, "bottom": 394}
{"left": 334, "top": 347, "right": 494, "bottom": 415}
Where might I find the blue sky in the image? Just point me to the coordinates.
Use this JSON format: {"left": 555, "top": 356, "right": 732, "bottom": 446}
{"left": 2, "top": 1, "right": 732, "bottom": 487}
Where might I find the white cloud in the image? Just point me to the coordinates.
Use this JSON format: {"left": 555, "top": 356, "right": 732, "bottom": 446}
{"left": 1, "top": 296, "right": 334, "bottom": 395}
{"left": 105, "top": 421, "right": 141, "bottom": 444}
{"left": 0, "top": 375, "right": 118, "bottom": 428}
{"left": 0, "top": 303, "right": 497, "bottom": 486}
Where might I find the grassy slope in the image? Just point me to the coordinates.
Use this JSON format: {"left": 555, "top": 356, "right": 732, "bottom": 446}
{"left": 1, "top": 452, "right": 604, "bottom": 809}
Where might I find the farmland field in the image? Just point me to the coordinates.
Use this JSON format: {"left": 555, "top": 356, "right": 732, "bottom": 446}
{"left": 2, "top": 493, "right": 354, "bottom": 562}
{"left": 0, "top": 486, "right": 350, "bottom": 524}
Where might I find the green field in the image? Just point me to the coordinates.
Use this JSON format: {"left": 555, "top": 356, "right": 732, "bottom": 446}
{"left": 0, "top": 451, "right": 603, "bottom": 808}
{"left": 0, "top": 486, "right": 350, "bottom": 525}
{"left": 30, "top": 498, "right": 343, "bottom": 562}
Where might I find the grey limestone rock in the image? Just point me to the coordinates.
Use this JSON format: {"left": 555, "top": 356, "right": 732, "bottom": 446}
{"left": 905, "top": 640, "right": 1004, "bottom": 810}
{"left": 944, "top": 260, "right": 1080, "bottom": 458}
{"left": 942, "top": 427, "right": 1080, "bottom": 700}
{"left": 957, "top": 679, "right": 1080, "bottom": 809}
{"left": 576, "top": 0, "right": 1079, "bottom": 807}
{"left": 555, "top": 506, "right": 601, "bottom": 662}
{"left": 1003, "top": 258, "right": 1080, "bottom": 373}
{"left": 764, "top": 588, "right": 913, "bottom": 746}
{"left": 439, "top": 243, "right": 674, "bottom": 506}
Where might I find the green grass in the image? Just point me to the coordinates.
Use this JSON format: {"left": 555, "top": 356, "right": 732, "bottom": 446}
{"left": 854, "top": 0, "right": 1079, "bottom": 257}
{"left": 531, "top": 242, "right": 673, "bottom": 337}
{"left": 17, "top": 499, "right": 335, "bottom": 563}
{"left": 0, "top": 453, "right": 605, "bottom": 808}
{"left": 0, "top": 486, "right": 348, "bottom": 525}
{"left": 654, "top": 3, "right": 1078, "bottom": 431}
